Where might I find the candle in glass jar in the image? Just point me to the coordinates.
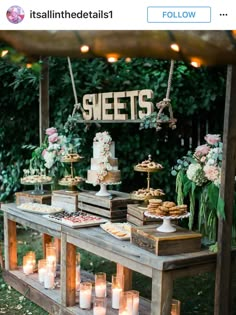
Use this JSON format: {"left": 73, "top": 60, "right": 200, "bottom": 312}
{"left": 44, "top": 270, "right": 54, "bottom": 289}
{"left": 23, "top": 263, "right": 33, "bottom": 275}
{"left": 80, "top": 282, "right": 92, "bottom": 309}
{"left": 130, "top": 290, "right": 139, "bottom": 315}
{"left": 38, "top": 267, "right": 46, "bottom": 283}
{"left": 95, "top": 283, "right": 106, "bottom": 298}
{"left": 76, "top": 265, "right": 81, "bottom": 291}
{"left": 93, "top": 306, "right": 106, "bottom": 315}
{"left": 112, "top": 287, "right": 122, "bottom": 309}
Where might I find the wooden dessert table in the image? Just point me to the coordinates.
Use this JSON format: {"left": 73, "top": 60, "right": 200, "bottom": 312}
{"left": 1, "top": 203, "right": 231, "bottom": 315}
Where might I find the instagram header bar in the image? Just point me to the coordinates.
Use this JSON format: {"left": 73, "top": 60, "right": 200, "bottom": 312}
{"left": 0, "top": 0, "right": 235, "bottom": 30}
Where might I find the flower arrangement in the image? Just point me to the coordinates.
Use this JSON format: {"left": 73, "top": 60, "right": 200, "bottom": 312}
{"left": 30, "top": 127, "right": 68, "bottom": 179}
{"left": 171, "top": 134, "right": 224, "bottom": 241}
{"left": 93, "top": 131, "right": 113, "bottom": 184}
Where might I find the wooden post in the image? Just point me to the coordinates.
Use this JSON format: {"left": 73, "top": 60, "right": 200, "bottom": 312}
{"left": 151, "top": 269, "right": 173, "bottom": 315}
{"left": 61, "top": 233, "right": 76, "bottom": 307}
{"left": 117, "top": 263, "right": 133, "bottom": 291}
{"left": 214, "top": 65, "right": 236, "bottom": 315}
{"left": 4, "top": 215, "right": 17, "bottom": 270}
{"left": 39, "top": 57, "right": 49, "bottom": 145}
{"left": 42, "top": 234, "right": 52, "bottom": 258}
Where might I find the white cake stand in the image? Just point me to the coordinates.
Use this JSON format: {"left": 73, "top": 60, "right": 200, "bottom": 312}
{"left": 86, "top": 181, "right": 121, "bottom": 197}
{"left": 144, "top": 211, "right": 190, "bottom": 233}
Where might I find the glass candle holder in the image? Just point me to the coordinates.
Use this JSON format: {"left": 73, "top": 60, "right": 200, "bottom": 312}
{"left": 44, "top": 262, "right": 55, "bottom": 289}
{"left": 76, "top": 253, "right": 81, "bottom": 291}
{"left": 112, "top": 274, "right": 123, "bottom": 309}
{"left": 26, "top": 251, "right": 36, "bottom": 269}
{"left": 171, "top": 299, "right": 181, "bottom": 315}
{"left": 93, "top": 297, "right": 106, "bottom": 315}
{"left": 38, "top": 259, "right": 47, "bottom": 283}
{"left": 23, "top": 255, "right": 34, "bottom": 275}
{"left": 80, "top": 282, "right": 92, "bottom": 309}
{"left": 129, "top": 290, "right": 139, "bottom": 315}
{"left": 119, "top": 291, "right": 134, "bottom": 315}
{"left": 46, "top": 243, "right": 57, "bottom": 277}
{"left": 95, "top": 272, "right": 107, "bottom": 298}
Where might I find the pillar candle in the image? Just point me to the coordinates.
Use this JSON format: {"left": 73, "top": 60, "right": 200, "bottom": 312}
{"left": 93, "top": 306, "right": 106, "bottom": 315}
{"left": 112, "top": 287, "right": 122, "bottom": 309}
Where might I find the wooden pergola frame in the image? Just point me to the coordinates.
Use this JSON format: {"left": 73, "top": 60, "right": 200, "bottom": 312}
{"left": 1, "top": 31, "right": 236, "bottom": 315}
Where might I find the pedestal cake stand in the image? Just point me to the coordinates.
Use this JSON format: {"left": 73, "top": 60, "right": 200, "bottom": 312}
{"left": 86, "top": 181, "right": 121, "bottom": 197}
{"left": 144, "top": 211, "right": 190, "bottom": 233}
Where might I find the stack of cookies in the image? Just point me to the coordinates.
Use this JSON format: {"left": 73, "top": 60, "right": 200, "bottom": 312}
{"left": 147, "top": 199, "right": 188, "bottom": 217}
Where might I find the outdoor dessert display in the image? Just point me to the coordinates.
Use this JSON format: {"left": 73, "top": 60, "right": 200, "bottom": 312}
{"left": 144, "top": 199, "right": 190, "bottom": 232}
{"left": 131, "top": 155, "right": 164, "bottom": 204}
{"left": 21, "top": 169, "right": 52, "bottom": 195}
{"left": 59, "top": 153, "right": 84, "bottom": 190}
{"left": 43, "top": 210, "right": 107, "bottom": 228}
{"left": 86, "top": 131, "right": 121, "bottom": 196}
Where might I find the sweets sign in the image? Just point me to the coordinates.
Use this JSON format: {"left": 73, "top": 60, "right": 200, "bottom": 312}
{"left": 81, "top": 89, "right": 154, "bottom": 122}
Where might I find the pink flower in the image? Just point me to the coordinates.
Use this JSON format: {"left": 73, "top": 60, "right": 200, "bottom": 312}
{"left": 203, "top": 165, "right": 220, "bottom": 182}
{"left": 45, "top": 127, "right": 57, "bottom": 136}
{"left": 195, "top": 144, "right": 210, "bottom": 157}
{"left": 42, "top": 149, "right": 47, "bottom": 157}
{"left": 204, "top": 134, "right": 221, "bottom": 145}
{"left": 48, "top": 133, "right": 58, "bottom": 143}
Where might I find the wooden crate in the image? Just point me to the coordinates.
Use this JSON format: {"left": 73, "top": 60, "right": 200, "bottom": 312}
{"left": 15, "top": 191, "right": 51, "bottom": 206}
{"left": 51, "top": 190, "right": 79, "bottom": 213}
{"left": 127, "top": 204, "right": 162, "bottom": 226}
{"left": 78, "top": 190, "right": 133, "bottom": 222}
{"left": 131, "top": 225, "right": 202, "bottom": 256}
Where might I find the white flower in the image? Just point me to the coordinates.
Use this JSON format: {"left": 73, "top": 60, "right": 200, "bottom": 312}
{"left": 44, "top": 151, "right": 55, "bottom": 169}
{"left": 187, "top": 163, "right": 207, "bottom": 186}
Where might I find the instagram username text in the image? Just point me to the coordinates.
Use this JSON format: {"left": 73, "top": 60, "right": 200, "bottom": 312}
{"left": 29, "top": 10, "right": 113, "bottom": 19}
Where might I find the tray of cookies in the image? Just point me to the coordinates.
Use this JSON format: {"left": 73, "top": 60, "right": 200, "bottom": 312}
{"left": 100, "top": 222, "right": 131, "bottom": 240}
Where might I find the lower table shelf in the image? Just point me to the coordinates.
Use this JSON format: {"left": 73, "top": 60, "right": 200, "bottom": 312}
{"left": 3, "top": 268, "right": 151, "bottom": 315}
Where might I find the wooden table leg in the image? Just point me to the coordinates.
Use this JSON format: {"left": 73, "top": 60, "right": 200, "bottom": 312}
{"left": 54, "top": 238, "right": 61, "bottom": 264}
{"left": 61, "top": 233, "right": 76, "bottom": 307}
{"left": 151, "top": 269, "right": 173, "bottom": 315}
{"left": 117, "top": 263, "right": 133, "bottom": 291}
{"left": 42, "top": 233, "right": 52, "bottom": 257}
{"left": 4, "top": 214, "right": 17, "bottom": 270}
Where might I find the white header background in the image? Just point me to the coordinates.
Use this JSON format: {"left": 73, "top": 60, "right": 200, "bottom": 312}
{"left": 0, "top": 0, "right": 235, "bottom": 30}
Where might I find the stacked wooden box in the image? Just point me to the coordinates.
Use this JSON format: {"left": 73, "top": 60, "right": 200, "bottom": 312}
{"left": 78, "top": 190, "right": 134, "bottom": 222}
{"left": 51, "top": 190, "right": 79, "bottom": 213}
{"left": 127, "top": 203, "right": 161, "bottom": 226}
{"left": 15, "top": 191, "right": 51, "bottom": 206}
{"left": 131, "top": 225, "right": 202, "bottom": 256}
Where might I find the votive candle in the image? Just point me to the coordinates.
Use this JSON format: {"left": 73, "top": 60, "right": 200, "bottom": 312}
{"left": 80, "top": 282, "right": 92, "bottom": 309}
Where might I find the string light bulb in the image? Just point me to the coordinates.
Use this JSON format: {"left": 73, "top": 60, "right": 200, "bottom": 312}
{"left": 1, "top": 50, "right": 9, "bottom": 57}
{"left": 106, "top": 54, "right": 119, "bottom": 63}
{"left": 26, "top": 63, "right": 32, "bottom": 68}
{"left": 125, "top": 57, "right": 132, "bottom": 63}
{"left": 80, "top": 45, "right": 90, "bottom": 53}
{"left": 170, "top": 43, "right": 180, "bottom": 52}
{"left": 232, "top": 30, "right": 236, "bottom": 38}
{"left": 190, "top": 59, "right": 201, "bottom": 68}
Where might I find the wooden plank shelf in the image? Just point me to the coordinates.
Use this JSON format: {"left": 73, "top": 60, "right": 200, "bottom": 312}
{"left": 15, "top": 191, "right": 52, "bottom": 206}
{"left": 3, "top": 269, "right": 151, "bottom": 315}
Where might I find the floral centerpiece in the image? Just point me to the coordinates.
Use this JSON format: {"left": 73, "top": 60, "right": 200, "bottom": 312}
{"left": 171, "top": 134, "right": 225, "bottom": 241}
{"left": 30, "top": 127, "right": 68, "bottom": 181}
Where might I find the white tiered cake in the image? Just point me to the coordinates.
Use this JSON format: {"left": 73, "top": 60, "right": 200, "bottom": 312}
{"left": 87, "top": 131, "right": 121, "bottom": 185}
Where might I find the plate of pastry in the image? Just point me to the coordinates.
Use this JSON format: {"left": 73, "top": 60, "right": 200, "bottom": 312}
{"left": 17, "top": 203, "right": 63, "bottom": 214}
{"left": 100, "top": 222, "right": 131, "bottom": 240}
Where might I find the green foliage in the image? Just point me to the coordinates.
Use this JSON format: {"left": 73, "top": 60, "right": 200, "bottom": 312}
{"left": 0, "top": 56, "right": 226, "bottom": 203}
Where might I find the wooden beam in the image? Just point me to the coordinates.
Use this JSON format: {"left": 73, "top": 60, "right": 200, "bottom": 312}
{"left": 39, "top": 57, "right": 49, "bottom": 145}
{"left": 214, "top": 65, "right": 236, "bottom": 315}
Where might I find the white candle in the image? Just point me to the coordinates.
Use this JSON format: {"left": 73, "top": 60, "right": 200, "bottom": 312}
{"left": 93, "top": 306, "right": 106, "bottom": 315}
{"left": 80, "top": 289, "right": 92, "bottom": 309}
{"left": 127, "top": 295, "right": 133, "bottom": 314}
{"left": 44, "top": 271, "right": 54, "bottom": 289}
{"left": 132, "top": 296, "right": 139, "bottom": 315}
{"left": 23, "top": 263, "right": 33, "bottom": 275}
{"left": 38, "top": 267, "right": 46, "bottom": 283}
{"left": 95, "top": 283, "right": 106, "bottom": 298}
{"left": 112, "top": 288, "right": 122, "bottom": 309}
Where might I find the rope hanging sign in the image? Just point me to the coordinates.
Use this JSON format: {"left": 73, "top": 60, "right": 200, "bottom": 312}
{"left": 68, "top": 57, "right": 177, "bottom": 129}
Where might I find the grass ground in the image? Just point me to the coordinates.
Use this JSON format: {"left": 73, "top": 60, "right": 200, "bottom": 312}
{"left": 0, "top": 227, "right": 225, "bottom": 315}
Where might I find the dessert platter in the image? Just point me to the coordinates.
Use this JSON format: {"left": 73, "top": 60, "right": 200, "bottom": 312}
{"left": 144, "top": 199, "right": 190, "bottom": 232}
{"left": 100, "top": 222, "right": 131, "bottom": 240}
{"left": 61, "top": 153, "right": 83, "bottom": 163}
{"left": 59, "top": 175, "right": 84, "bottom": 187}
{"left": 43, "top": 211, "right": 107, "bottom": 228}
{"left": 20, "top": 175, "right": 52, "bottom": 195}
{"left": 130, "top": 187, "right": 165, "bottom": 202}
{"left": 17, "top": 202, "right": 63, "bottom": 214}
{"left": 86, "top": 131, "right": 121, "bottom": 196}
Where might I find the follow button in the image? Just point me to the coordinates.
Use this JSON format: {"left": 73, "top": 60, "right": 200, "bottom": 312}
{"left": 147, "top": 6, "right": 211, "bottom": 23}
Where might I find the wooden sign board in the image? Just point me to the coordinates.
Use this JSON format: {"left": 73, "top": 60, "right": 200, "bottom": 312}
{"left": 81, "top": 89, "right": 154, "bottom": 122}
